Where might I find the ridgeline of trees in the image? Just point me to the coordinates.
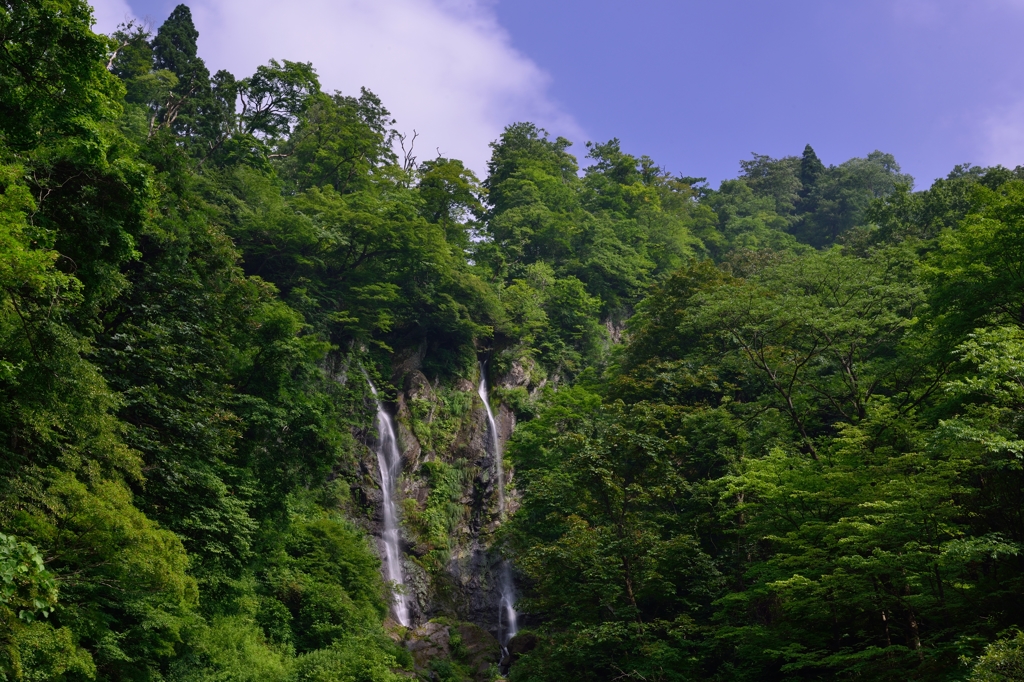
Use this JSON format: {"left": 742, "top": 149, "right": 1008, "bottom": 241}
{"left": 1, "top": 1, "right": 1023, "bottom": 680}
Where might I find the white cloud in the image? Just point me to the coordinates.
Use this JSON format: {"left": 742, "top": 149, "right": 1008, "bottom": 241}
{"left": 980, "top": 100, "right": 1024, "bottom": 169}
{"left": 181, "top": 0, "right": 581, "bottom": 176}
{"left": 89, "top": 0, "right": 134, "bottom": 34}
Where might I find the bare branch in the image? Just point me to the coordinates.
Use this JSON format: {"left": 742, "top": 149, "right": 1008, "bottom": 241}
{"left": 105, "top": 19, "right": 150, "bottom": 70}
{"left": 397, "top": 130, "right": 419, "bottom": 173}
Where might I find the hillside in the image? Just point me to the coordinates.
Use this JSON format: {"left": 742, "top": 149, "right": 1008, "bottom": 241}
{"left": 1, "top": 3, "right": 1023, "bottom": 681}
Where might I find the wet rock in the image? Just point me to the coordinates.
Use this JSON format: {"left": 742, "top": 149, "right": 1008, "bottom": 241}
{"left": 457, "top": 622, "right": 501, "bottom": 679}
{"left": 506, "top": 631, "right": 538, "bottom": 666}
{"left": 605, "top": 317, "right": 625, "bottom": 344}
{"left": 405, "top": 369, "right": 435, "bottom": 404}
{"left": 402, "top": 559, "right": 429, "bottom": 625}
{"left": 499, "top": 358, "right": 531, "bottom": 389}
{"left": 396, "top": 418, "right": 422, "bottom": 469}
{"left": 406, "top": 621, "right": 451, "bottom": 670}
{"left": 392, "top": 343, "right": 426, "bottom": 384}
{"left": 359, "top": 359, "right": 523, "bottom": 646}
{"left": 405, "top": 621, "right": 501, "bottom": 681}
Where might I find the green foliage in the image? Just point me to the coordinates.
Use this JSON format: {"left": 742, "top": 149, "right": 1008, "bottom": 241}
{"left": 167, "top": 615, "right": 291, "bottom": 682}
{"left": 410, "top": 461, "right": 469, "bottom": 567}
{"left": 705, "top": 179, "right": 806, "bottom": 255}
{"left": 735, "top": 145, "right": 913, "bottom": 249}
{"left": 506, "top": 388, "right": 718, "bottom": 681}
{"left": 3, "top": 620, "right": 96, "bottom": 682}
{"left": 6, "top": 2, "right": 1024, "bottom": 680}
{"left": 292, "top": 639, "right": 403, "bottom": 682}
{"left": 407, "top": 388, "right": 474, "bottom": 457}
{"left": 969, "top": 632, "right": 1024, "bottom": 681}
{"left": 0, "top": 0, "right": 124, "bottom": 150}
{"left": 792, "top": 150, "right": 913, "bottom": 247}
{"left": 418, "top": 158, "right": 485, "bottom": 250}
{"left": 429, "top": 657, "right": 470, "bottom": 682}
{"left": 926, "top": 180, "right": 1024, "bottom": 337}
{"left": 0, "top": 3, "right": 424, "bottom": 678}
{"left": 0, "top": 535, "right": 56, "bottom": 625}
{"left": 739, "top": 153, "right": 802, "bottom": 215}
{"left": 485, "top": 127, "right": 701, "bottom": 314}
{"left": 0, "top": 535, "right": 85, "bottom": 682}
{"left": 509, "top": 175, "right": 1024, "bottom": 679}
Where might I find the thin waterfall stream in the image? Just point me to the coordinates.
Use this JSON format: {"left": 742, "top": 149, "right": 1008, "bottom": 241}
{"left": 367, "top": 378, "right": 411, "bottom": 627}
{"left": 477, "top": 363, "right": 519, "bottom": 647}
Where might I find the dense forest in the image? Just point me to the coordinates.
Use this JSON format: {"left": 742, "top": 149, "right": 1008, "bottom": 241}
{"left": 2, "top": 1, "right": 1024, "bottom": 680}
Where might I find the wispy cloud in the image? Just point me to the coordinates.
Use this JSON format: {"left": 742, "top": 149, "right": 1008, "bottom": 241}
{"left": 980, "top": 100, "right": 1024, "bottom": 169}
{"left": 92, "top": 0, "right": 582, "bottom": 176}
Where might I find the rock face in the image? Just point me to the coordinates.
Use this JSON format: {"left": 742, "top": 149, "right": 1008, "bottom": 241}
{"left": 352, "top": 356, "right": 536, "bottom": 649}
{"left": 404, "top": 620, "right": 501, "bottom": 681}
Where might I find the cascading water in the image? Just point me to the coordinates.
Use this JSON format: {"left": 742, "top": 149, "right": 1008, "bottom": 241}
{"left": 367, "top": 378, "right": 411, "bottom": 627}
{"left": 477, "top": 363, "right": 519, "bottom": 646}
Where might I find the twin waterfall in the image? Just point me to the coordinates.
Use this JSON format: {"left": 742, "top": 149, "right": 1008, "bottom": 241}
{"left": 366, "top": 366, "right": 518, "bottom": 643}
{"left": 477, "top": 365, "right": 520, "bottom": 645}
{"left": 367, "top": 379, "right": 412, "bottom": 627}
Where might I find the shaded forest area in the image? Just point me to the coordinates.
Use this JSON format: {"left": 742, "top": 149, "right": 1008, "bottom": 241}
{"left": 2, "top": 1, "right": 1024, "bottom": 680}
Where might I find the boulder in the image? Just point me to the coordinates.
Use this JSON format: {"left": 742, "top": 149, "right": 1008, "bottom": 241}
{"left": 457, "top": 622, "right": 500, "bottom": 678}
{"left": 506, "top": 631, "right": 538, "bottom": 666}
{"left": 406, "top": 621, "right": 451, "bottom": 670}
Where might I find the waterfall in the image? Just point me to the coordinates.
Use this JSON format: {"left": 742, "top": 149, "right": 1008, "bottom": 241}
{"left": 477, "top": 363, "right": 519, "bottom": 645}
{"left": 366, "top": 378, "right": 411, "bottom": 627}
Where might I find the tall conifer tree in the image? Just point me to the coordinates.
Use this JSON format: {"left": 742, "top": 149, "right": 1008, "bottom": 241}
{"left": 798, "top": 143, "right": 825, "bottom": 197}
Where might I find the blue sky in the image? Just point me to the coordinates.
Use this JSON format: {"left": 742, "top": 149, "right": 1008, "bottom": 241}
{"left": 92, "top": 0, "right": 1024, "bottom": 186}
{"left": 492, "top": 0, "right": 1024, "bottom": 186}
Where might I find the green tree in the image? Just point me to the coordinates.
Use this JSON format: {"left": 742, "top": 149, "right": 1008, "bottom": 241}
{"left": 507, "top": 389, "right": 720, "bottom": 682}
{"left": 793, "top": 150, "right": 913, "bottom": 247}
{"left": 704, "top": 180, "right": 805, "bottom": 256}
{"left": 739, "top": 152, "right": 802, "bottom": 216}
{"left": 798, "top": 144, "right": 825, "bottom": 196}
{"left": 417, "top": 157, "right": 484, "bottom": 251}
{"left": 970, "top": 632, "right": 1024, "bottom": 682}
